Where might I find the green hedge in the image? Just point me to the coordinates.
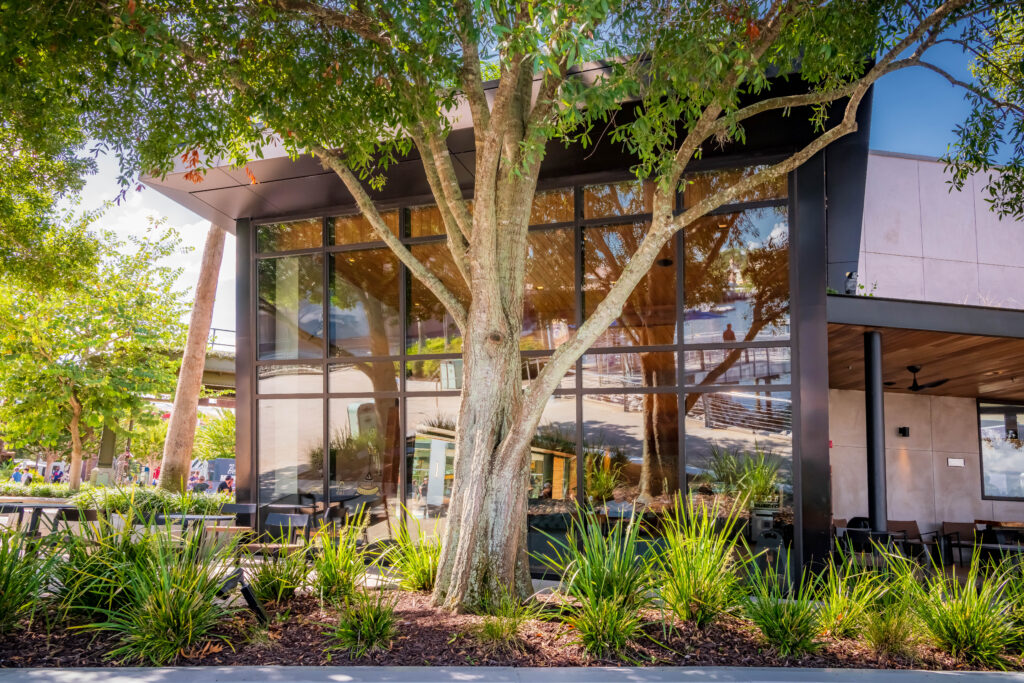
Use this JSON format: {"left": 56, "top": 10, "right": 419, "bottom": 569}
{"left": 70, "top": 487, "right": 232, "bottom": 515}
{"left": 0, "top": 481, "right": 80, "bottom": 498}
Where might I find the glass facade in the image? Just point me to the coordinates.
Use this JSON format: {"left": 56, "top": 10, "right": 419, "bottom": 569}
{"left": 250, "top": 170, "right": 792, "bottom": 551}
{"left": 979, "top": 402, "right": 1024, "bottom": 499}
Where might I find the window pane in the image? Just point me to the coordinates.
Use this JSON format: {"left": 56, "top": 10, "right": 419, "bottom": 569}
{"left": 683, "top": 166, "right": 787, "bottom": 209}
{"left": 328, "top": 361, "right": 400, "bottom": 394}
{"left": 581, "top": 351, "right": 676, "bottom": 390}
{"left": 258, "top": 399, "right": 323, "bottom": 509}
{"left": 328, "top": 397, "right": 400, "bottom": 542}
{"left": 523, "top": 356, "right": 576, "bottom": 390}
{"left": 684, "top": 206, "right": 789, "bottom": 343}
{"left": 329, "top": 211, "right": 399, "bottom": 245}
{"left": 980, "top": 405, "right": 1024, "bottom": 498}
{"left": 583, "top": 181, "right": 654, "bottom": 219}
{"left": 405, "top": 396, "right": 460, "bottom": 539}
{"left": 524, "top": 228, "right": 575, "bottom": 350}
{"left": 405, "top": 357, "right": 461, "bottom": 392}
{"left": 684, "top": 390, "right": 793, "bottom": 539}
{"left": 256, "top": 218, "right": 322, "bottom": 253}
{"left": 409, "top": 205, "right": 446, "bottom": 238}
{"left": 582, "top": 392, "right": 680, "bottom": 510}
{"left": 530, "top": 188, "right": 574, "bottom": 224}
{"left": 407, "top": 243, "right": 469, "bottom": 354}
{"left": 681, "top": 347, "right": 791, "bottom": 387}
{"left": 257, "top": 255, "right": 324, "bottom": 360}
{"left": 329, "top": 250, "right": 400, "bottom": 356}
{"left": 528, "top": 398, "right": 579, "bottom": 574}
{"left": 257, "top": 364, "right": 323, "bottom": 394}
{"left": 584, "top": 223, "right": 676, "bottom": 347}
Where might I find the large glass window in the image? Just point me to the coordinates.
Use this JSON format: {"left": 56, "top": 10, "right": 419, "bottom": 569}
{"left": 407, "top": 242, "right": 469, "bottom": 356}
{"left": 257, "top": 218, "right": 322, "bottom": 253}
{"left": 684, "top": 207, "right": 789, "bottom": 343}
{"left": 980, "top": 402, "right": 1024, "bottom": 499}
{"left": 405, "top": 396, "right": 460, "bottom": 539}
{"left": 257, "top": 364, "right": 323, "bottom": 394}
{"left": 257, "top": 399, "right": 323, "bottom": 509}
{"left": 257, "top": 255, "right": 324, "bottom": 360}
{"left": 330, "top": 211, "right": 399, "bottom": 245}
{"left": 583, "top": 181, "right": 654, "bottom": 219}
{"left": 524, "top": 228, "right": 575, "bottom": 350}
{"left": 330, "top": 249, "right": 401, "bottom": 357}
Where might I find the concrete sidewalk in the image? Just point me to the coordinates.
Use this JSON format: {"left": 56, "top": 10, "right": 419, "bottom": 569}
{"left": 3, "top": 668, "right": 1024, "bottom": 683}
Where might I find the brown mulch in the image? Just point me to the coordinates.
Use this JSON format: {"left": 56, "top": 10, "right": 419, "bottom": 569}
{"left": 0, "top": 590, "right": 1015, "bottom": 670}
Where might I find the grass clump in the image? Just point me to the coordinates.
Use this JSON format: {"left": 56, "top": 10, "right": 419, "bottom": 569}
{"left": 657, "top": 495, "right": 751, "bottom": 628}
{"left": 816, "top": 550, "right": 880, "bottom": 638}
{"left": 312, "top": 509, "right": 369, "bottom": 605}
{"left": 327, "top": 589, "right": 399, "bottom": 658}
{"left": 388, "top": 510, "right": 440, "bottom": 592}
{"left": 248, "top": 544, "right": 311, "bottom": 605}
{"left": 744, "top": 553, "right": 821, "bottom": 657}
{"left": 0, "top": 530, "right": 57, "bottom": 634}
{"left": 85, "top": 525, "right": 239, "bottom": 665}
{"left": 471, "top": 588, "right": 543, "bottom": 655}
{"left": 539, "top": 510, "right": 652, "bottom": 657}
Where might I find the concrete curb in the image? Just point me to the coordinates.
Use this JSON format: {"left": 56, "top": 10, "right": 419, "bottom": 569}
{"left": 2, "top": 668, "right": 1024, "bottom": 683}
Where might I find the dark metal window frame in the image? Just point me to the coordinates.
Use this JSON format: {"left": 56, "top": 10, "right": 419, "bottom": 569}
{"left": 977, "top": 399, "right": 1024, "bottom": 502}
{"left": 247, "top": 168, "right": 794, "bottom": 516}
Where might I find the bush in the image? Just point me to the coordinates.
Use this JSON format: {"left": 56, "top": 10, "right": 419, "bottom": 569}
{"left": 539, "top": 510, "right": 652, "bottom": 657}
{"left": 70, "top": 486, "right": 231, "bottom": 516}
{"left": 0, "top": 531, "right": 57, "bottom": 633}
{"left": 471, "top": 589, "right": 542, "bottom": 655}
{"left": 86, "top": 525, "right": 239, "bottom": 665}
{"left": 313, "top": 510, "right": 369, "bottom": 605}
{"left": 327, "top": 589, "right": 399, "bottom": 658}
{"left": 864, "top": 600, "right": 918, "bottom": 660}
{"left": 744, "top": 554, "right": 821, "bottom": 657}
{"left": 0, "top": 481, "right": 77, "bottom": 498}
{"left": 816, "top": 550, "right": 881, "bottom": 638}
{"left": 388, "top": 512, "right": 440, "bottom": 592}
{"left": 248, "top": 545, "right": 311, "bottom": 605}
{"left": 657, "top": 496, "right": 751, "bottom": 627}
{"left": 911, "top": 548, "right": 1019, "bottom": 668}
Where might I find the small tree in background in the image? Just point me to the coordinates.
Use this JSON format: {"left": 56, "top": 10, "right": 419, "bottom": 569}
{"left": 0, "top": 222, "right": 188, "bottom": 490}
{"left": 193, "top": 410, "right": 236, "bottom": 462}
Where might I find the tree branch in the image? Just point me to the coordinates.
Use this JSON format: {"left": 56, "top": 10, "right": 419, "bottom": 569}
{"left": 453, "top": 0, "right": 490, "bottom": 137}
{"left": 267, "top": 0, "right": 392, "bottom": 46}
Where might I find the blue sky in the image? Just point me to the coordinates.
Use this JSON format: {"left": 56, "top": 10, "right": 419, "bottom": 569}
{"left": 78, "top": 45, "right": 981, "bottom": 335}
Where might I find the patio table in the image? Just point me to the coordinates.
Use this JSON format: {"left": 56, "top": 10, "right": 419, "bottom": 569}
{"left": 155, "top": 513, "right": 235, "bottom": 531}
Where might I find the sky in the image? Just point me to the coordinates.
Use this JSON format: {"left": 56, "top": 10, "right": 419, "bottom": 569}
{"left": 77, "top": 43, "right": 980, "bottom": 337}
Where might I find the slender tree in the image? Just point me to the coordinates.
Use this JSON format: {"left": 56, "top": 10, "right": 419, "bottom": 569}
{"left": 2, "top": 0, "right": 1021, "bottom": 609}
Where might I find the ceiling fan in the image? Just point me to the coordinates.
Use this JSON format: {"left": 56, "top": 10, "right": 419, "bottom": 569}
{"left": 884, "top": 365, "right": 950, "bottom": 392}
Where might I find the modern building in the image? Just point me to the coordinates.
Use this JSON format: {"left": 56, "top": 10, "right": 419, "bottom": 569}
{"left": 145, "top": 81, "right": 1024, "bottom": 568}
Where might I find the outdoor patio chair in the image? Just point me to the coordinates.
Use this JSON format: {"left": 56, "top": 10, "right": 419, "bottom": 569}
{"left": 942, "top": 522, "right": 982, "bottom": 567}
{"left": 837, "top": 517, "right": 900, "bottom": 561}
{"left": 241, "top": 512, "right": 309, "bottom": 556}
{"left": 886, "top": 520, "right": 954, "bottom": 566}
{"left": 203, "top": 503, "right": 257, "bottom": 546}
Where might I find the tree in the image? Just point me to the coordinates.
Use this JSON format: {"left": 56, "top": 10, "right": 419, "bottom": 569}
{"left": 2, "top": 0, "right": 1021, "bottom": 609}
{"left": 0, "top": 223, "right": 188, "bottom": 490}
{"left": 157, "top": 223, "right": 226, "bottom": 492}
{"left": 193, "top": 409, "right": 236, "bottom": 462}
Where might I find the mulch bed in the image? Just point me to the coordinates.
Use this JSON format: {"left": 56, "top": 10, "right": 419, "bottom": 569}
{"left": 0, "top": 590, "right": 1015, "bottom": 670}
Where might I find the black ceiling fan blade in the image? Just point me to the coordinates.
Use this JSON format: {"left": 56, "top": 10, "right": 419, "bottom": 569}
{"left": 919, "top": 378, "right": 949, "bottom": 389}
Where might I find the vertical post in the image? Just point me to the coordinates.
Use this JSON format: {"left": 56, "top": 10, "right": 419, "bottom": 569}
{"left": 235, "top": 218, "right": 254, "bottom": 520}
{"left": 864, "top": 330, "right": 887, "bottom": 532}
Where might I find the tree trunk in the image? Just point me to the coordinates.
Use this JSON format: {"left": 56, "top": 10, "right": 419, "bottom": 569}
{"left": 68, "top": 393, "right": 84, "bottom": 491}
{"left": 158, "top": 223, "right": 226, "bottom": 492}
{"left": 433, "top": 310, "right": 535, "bottom": 610}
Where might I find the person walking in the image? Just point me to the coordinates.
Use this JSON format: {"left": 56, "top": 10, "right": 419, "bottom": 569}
{"left": 10, "top": 467, "right": 22, "bottom": 484}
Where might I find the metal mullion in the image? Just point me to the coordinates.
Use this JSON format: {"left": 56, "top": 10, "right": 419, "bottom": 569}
{"left": 579, "top": 214, "right": 653, "bottom": 230}
{"left": 253, "top": 246, "right": 322, "bottom": 259}
{"left": 403, "top": 390, "right": 462, "bottom": 397}
{"left": 322, "top": 216, "right": 330, "bottom": 513}
{"left": 326, "top": 355, "right": 405, "bottom": 365}
{"left": 580, "top": 344, "right": 678, "bottom": 355}
{"left": 682, "top": 340, "right": 791, "bottom": 351}
{"left": 574, "top": 184, "right": 585, "bottom": 502}
{"left": 403, "top": 234, "right": 448, "bottom": 247}
{"left": 327, "top": 241, "right": 388, "bottom": 253}
{"left": 327, "top": 392, "right": 403, "bottom": 400}
{"left": 676, "top": 218, "right": 687, "bottom": 497}
{"left": 398, "top": 206, "right": 409, "bottom": 523}
{"left": 682, "top": 383, "right": 793, "bottom": 394}
{"left": 705, "top": 198, "right": 788, "bottom": 216}
{"left": 580, "top": 386, "right": 680, "bottom": 396}
{"left": 254, "top": 358, "right": 324, "bottom": 367}
{"left": 255, "top": 392, "right": 328, "bottom": 400}
{"left": 527, "top": 221, "right": 575, "bottom": 233}
{"left": 402, "top": 352, "right": 462, "bottom": 361}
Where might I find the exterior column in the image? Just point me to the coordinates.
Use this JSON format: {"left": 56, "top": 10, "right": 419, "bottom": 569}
{"left": 864, "top": 330, "right": 887, "bottom": 532}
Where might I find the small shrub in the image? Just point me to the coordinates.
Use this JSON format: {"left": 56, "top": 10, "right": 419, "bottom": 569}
{"left": 912, "top": 548, "right": 1018, "bottom": 668}
{"left": 70, "top": 486, "right": 231, "bottom": 517}
{"left": 86, "top": 526, "right": 239, "bottom": 665}
{"left": 313, "top": 509, "right": 369, "bottom": 605}
{"left": 657, "top": 495, "right": 751, "bottom": 627}
{"left": 737, "top": 446, "right": 781, "bottom": 504}
{"left": 816, "top": 550, "right": 881, "bottom": 638}
{"left": 584, "top": 460, "right": 621, "bottom": 503}
{"left": 248, "top": 545, "right": 311, "bottom": 605}
{"left": 564, "top": 588, "right": 641, "bottom": 658}
{"left": 864, "top": 600, "right": 918, "bottom": 660}
{"left": 0, "top": 531, "right": 57, "bottom": 633}
{"left": 388, "top": 511, "right": 440, "bottom": 592}
{"left": 471, "top": 589, "right": 542, "bottom": 655}
{"left": 327, "top": 589, "right": 399, "bottom": 658}
{"left": 744, "top": 553, "right": 821, "bottom": 657}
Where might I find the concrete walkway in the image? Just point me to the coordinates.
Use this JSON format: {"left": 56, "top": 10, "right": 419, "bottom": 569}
{"left": 3, "top": 668, "right": 1024, "bottom": 683}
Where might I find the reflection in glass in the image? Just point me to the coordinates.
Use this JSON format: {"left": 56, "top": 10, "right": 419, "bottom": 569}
{"left": 328, "top": 397, "right": 400, "bottom": 542}
{"left": 683, "top": 166, "right": 787, "bottom": 210}
{"left": 257, "top": 255, "right": 324, "bottom": 360}
{"left": 257, "top": 364, "right": 323, "bottom": 394}
{"left": 405, "top": 396, "right": 461, "bottom": 539}
{"left": 407, "top": 243, "right": 469, "bottom": 356}
{"left": 681, "top": 347, "right": 791, "bottom": 387}
{"left": 980, "top": 404, "right": 1024, "bottom": 498}
{"left": 530, "top": 189, "right": 574, "bottom": 224}
{"left": 330, "top": 250, "right": 400, "bottom": 357}
{"left": 583, "top": 181, "right": 654, "bottom": 219}
{"left": 529, "top": 398, "right": 578, "bottom": 504}
{"left": 524, "top": 229, "right": 574, "bottom": 349}
{"left": 684, "top": 391, "right": 792, "bottom": 538}
{"left": 582, "top": 392, "right": 679, "bottom": 508}
{"left": 409, "top": 205, "right": 446, "bottom": 238}
{"left": 684, "top": 207, "right": 789, "bottom": 344}
{"left": 522, "top": 356, "right": 576, "bottom": 390}
{"left": 256, "top": 218, "right": 322, "bottom": 253}
{"left": 329, "top": 211, "right": 399, "bottom": 245}
{"left": 581, "top": 352, "right": 676, "bottom": 390}
{"left": 328, "top": 362, "right": 400, "bottom": 394}
{"left": 584, "top": 223, "right": 676, "bottom": 348}
{"left": 258, "top": 399, "right": 323, "bottom": 509}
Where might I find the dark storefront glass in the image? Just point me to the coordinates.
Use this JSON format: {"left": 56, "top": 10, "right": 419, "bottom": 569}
{"left": 407, "top": 242, "right": 470, "bottom": 357}
{"left": 684, "top": 207, "right": 789, "bottom": 343}
{"left": 683, "top": 167, "right": 787, "bottom": 210}
{"left": 257, "top": 364, "right": 323, "bottom": 394}
{"left": 257, "top": 254, "right": 324, "bottom": 360}
{"left": 584, "top": 223, "right": 677, "bottom": 348}
{"left": 524, "top": 228, "right": 575, "bottom": 350}
{"left": 531, "top": 189, "right": 575, "bottom": 224}
{"left": 328, "top": 361, "right": 400, "bottom": 394}
{"left": 979, "top": 403, "right": 1024, "bottom": 499}
{"left": 328, "top": 397, "right": 401, "bottom": 542}
{"left": 256, "top": 218, "right": 323, "bottom": 253}
{"left": 681, "top": 346, "right": 791, "bottom": 387}
{"left": 330, "top": 249, "right": 401, "bottom": 357}
{"left": 257, "top": 398, "right": 323, "bottom": 508}
{"left": 581, "top": 351, "right": 677, "bottom": 390}
{"left": 583, "top": 181, "right": 654, "bottom": 219}
{"left": 329, "top": 211, "right": 400, "bottom": 245}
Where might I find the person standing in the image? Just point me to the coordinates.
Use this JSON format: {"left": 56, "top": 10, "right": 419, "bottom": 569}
{"left": 11, "top": 467, "right": 22, "bottom": 484}
{"left": 217, "top": 475, "right": 234, "bottom": 494}
{"left": 722, "top": 323, "right": 737, "bottom": 342}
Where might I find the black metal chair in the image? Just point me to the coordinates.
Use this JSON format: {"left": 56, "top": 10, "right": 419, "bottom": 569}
{"left": 221, "top": 503, "right": 257, "bottom": 526}
{"left": 264, "top": 512, "right": 309, "bottom": 543}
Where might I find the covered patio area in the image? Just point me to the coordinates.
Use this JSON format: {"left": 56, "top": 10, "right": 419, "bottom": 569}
{"left": 826, "top": 295, "right": 1024, "bottom": 554}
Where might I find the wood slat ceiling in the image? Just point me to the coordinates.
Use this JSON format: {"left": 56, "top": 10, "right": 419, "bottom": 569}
{"left": 828, "top": 324, "right": 1024, "bottom": 401}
